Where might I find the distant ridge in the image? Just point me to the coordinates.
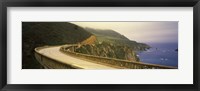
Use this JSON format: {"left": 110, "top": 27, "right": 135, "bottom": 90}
{"left": 85, "top": 27, "right": 129, "bottom": 40}
{"left": 84, "top": 27, "right": 150, "bottom": 51}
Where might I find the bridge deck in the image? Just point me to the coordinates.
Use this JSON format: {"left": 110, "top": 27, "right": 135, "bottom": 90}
{"left": 37, "top": 46, "right": 116, "bottom": 69}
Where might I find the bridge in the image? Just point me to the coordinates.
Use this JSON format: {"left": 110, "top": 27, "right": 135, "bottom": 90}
{"left": 34, "top": 45, "right": 177, "bottom": 69}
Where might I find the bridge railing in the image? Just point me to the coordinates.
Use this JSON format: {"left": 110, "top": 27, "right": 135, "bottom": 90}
{"left": 60, "top": 46, "right": 177, "bottom": 69}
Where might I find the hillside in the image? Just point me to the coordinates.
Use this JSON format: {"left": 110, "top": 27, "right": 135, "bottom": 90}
{"left": 84, "top": 27, "right": 150, "bottom": 51}
{"left": 71, "top": 27, "right": 151, "bottom": 62}
{"left": 22, "top": 22, "right": 92, "bottom": 69}
{"left": 75, "top": 42, "right": 140, "bottom": 62}
{"left": 85, "top": 27, "right": 129, "bottom": 40}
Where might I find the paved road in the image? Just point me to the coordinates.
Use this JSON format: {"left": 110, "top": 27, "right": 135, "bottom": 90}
{"left": 38, "top": 46, "right": 116, "bottom": 69}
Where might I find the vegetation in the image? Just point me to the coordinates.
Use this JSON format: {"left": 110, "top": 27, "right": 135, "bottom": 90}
{"left": 22, "top": 22, "right": 92, "bottom": 69}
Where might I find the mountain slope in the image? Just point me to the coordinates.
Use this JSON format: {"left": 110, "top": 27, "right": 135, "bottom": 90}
{"left": 85, "top": 27, "right": 129, "bottom": 40}
{"left": 22, "top": 22, "right": 92, "bottom": 69}
{"left": 84, "top": 27, "right": 150, "bottom": 51}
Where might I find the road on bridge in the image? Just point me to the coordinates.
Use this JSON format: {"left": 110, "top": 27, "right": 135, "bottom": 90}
{"left": 37, "top": 46, "right": 116, "bottom": 69}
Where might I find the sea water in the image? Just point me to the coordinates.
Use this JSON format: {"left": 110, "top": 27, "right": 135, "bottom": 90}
{"left": 137, "top": 42, "right": 178, "bottom": 67}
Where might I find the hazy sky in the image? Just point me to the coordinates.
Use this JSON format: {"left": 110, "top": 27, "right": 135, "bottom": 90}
{"left": 71, "top": 22, "right": 178, "bottom": 43}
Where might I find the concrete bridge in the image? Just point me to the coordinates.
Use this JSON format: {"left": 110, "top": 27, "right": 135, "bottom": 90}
{"left": 34, "top": 45, "right": 177, "bottom": 69}
{"left": 35, "top": 45, "right": 117, "bottom": 69}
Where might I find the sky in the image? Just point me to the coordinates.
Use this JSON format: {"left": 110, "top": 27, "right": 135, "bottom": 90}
{"left": 71, "top": 22, "right": 178, "bottom": 43}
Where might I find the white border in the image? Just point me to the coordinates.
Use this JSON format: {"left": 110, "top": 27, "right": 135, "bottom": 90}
{"left": 7, "top": 7, "right": 193, "bottom": 84}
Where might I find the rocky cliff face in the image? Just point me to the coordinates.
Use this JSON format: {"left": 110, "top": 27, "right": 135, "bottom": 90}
{"left": 81, "top": 35, "right": 97, "bottom": 45}
{"left": 74, "top": 42, "right": 140, "bottom": 62}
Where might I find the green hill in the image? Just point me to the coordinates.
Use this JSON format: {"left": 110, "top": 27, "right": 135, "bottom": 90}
{"left": 22, "top": 22, "right": 92, "bottom": 69}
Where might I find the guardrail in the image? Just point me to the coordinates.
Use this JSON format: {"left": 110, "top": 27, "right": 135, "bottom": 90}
{"left": 60, "top": 46, "right": 177, "bottom": 69}
{"left": 34, "top": 45, "right": 82, "bottom": 69}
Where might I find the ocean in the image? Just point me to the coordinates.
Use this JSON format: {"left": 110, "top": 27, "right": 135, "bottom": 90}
{"left": 137, "top": 42, "right": 178, "bottom": 67}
